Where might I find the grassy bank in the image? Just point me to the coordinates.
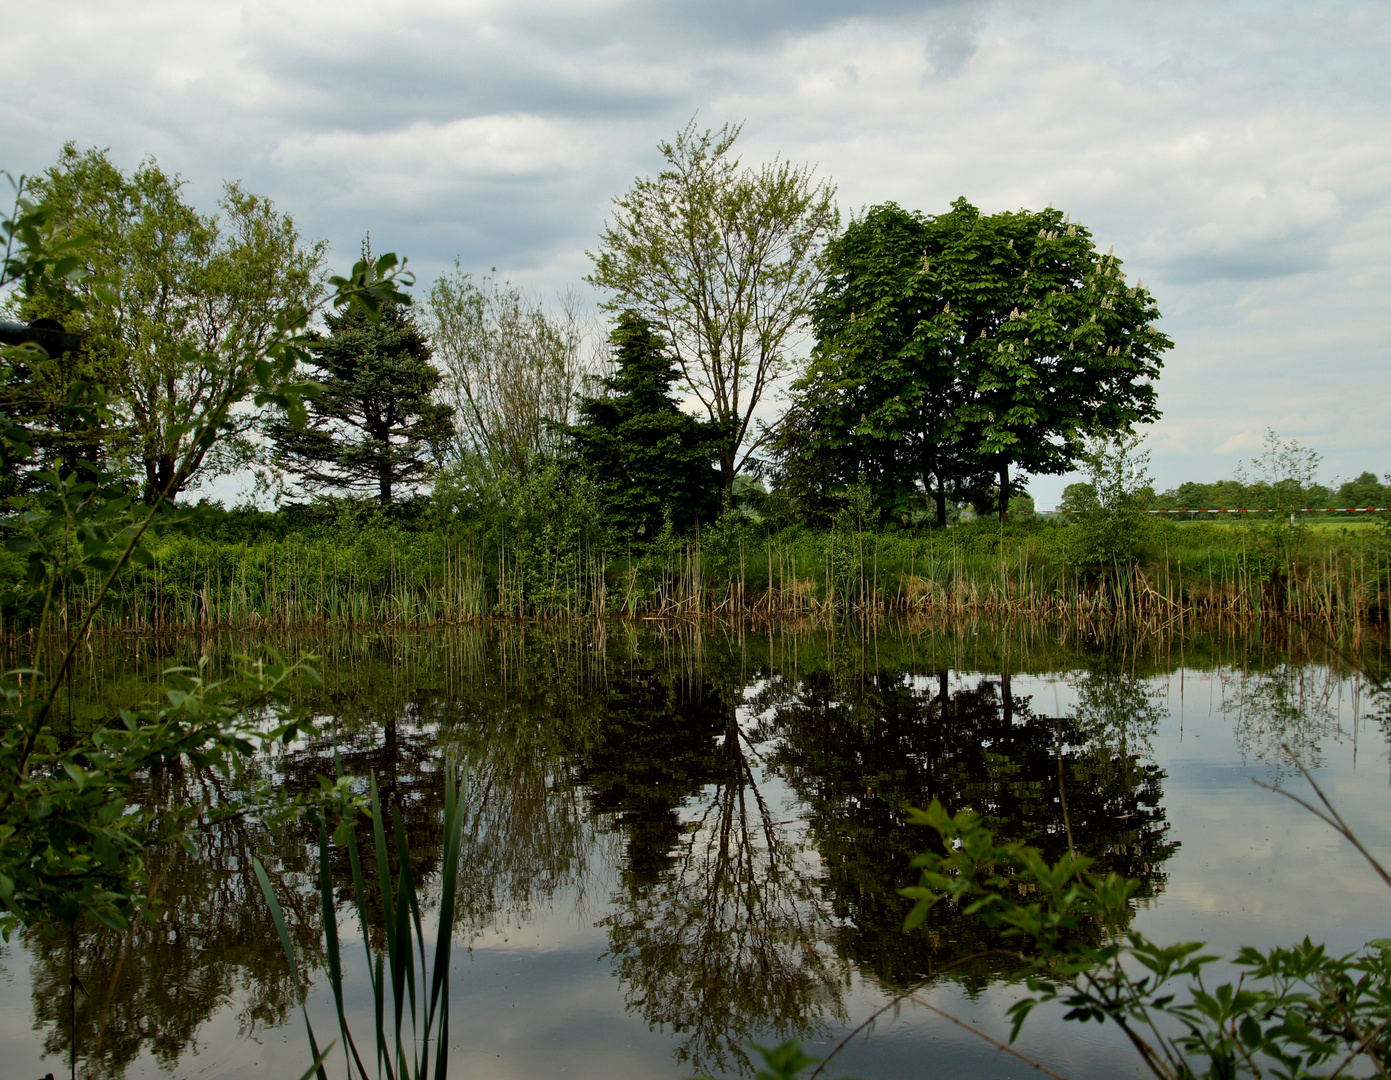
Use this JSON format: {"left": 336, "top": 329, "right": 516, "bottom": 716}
{"left": 4, "top": 507, "right": 1387, "bottom": 634}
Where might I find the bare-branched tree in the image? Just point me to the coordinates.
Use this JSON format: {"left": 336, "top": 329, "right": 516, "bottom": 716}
{"left": 588, "top": 119, "right": 840, "bottom": 505}
{"left": 428, "top": 266, "right": 592, "bottom": 479}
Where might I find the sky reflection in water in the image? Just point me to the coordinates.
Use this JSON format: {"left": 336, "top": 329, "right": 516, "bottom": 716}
{"left": 3, "top": 621, "right": 1387, "bottom": 1080}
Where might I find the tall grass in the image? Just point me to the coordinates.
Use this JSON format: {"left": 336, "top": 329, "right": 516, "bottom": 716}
{"left": 3, "top": 518, "right": 1386, "bottom": 633}
{"left": 255, "top": 763, "right": 465, "bottom": 1080}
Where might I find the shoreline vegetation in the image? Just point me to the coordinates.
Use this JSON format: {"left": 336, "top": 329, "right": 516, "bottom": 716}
{"left": 26, "top": 604, "right": 1391, "bottom": 654}
{"left": 4, "top": 506, "right": 1386, "bottom": 637}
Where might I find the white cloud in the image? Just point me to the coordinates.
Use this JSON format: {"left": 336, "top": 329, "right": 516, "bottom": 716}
{"left": 1215, "top": 430, "right": 1266, "bottom": 455}
{"left": 274, "top": 115, "right": 595, "bottom": 192}
{"left": 3, "top": 0, "right": 1388, "bottom": 504}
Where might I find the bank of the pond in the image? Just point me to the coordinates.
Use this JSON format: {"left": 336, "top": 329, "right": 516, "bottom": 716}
{"left": 3, "top": 513, "right": 1387, "bottom": 632}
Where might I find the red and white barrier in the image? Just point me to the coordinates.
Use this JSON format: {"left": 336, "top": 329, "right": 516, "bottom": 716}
{"left": 1052, "top": 507, "right": 1388, "bottom": 515}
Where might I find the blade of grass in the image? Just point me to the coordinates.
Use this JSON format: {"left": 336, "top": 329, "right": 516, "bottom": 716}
{"left": 429, "top": 762, "right": 464, "bottom": 1080}
{"left": 317, "top": 817, "right": 371, "bottom": 1080}
{"left": 335, "top": 749, "right": 387, "bottom": 1078}
{"left": 253, "top": 857, "right": 330, "bottom": 1080}
{"left": 294, "top": 1043, "right": 336, "bottom": 1080}
{"left": 393, "top": 813, "right": 422, "bottom": 1078}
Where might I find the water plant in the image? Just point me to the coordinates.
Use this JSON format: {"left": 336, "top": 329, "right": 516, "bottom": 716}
{"left": 255, "top": 763, "right": 465, "bottom": 1080}
{"left": 888, "top": 750, "right": 1391, "bottom": 1079}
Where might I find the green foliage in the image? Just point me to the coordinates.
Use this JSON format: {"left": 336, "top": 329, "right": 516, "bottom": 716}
{"left": 4, "top": 506, "right": 1383, "bottom": 626}
{"left": 806, "top": 198, "right": 1172, "bottom": 523}
{"left": 901, "top": 785, "right": 1391, "bottom": 1079}
{"left": 1334, "top": 472, "right": 1390, "bottom": 510}
{"left": 588, "top": 118, "right": 840, "bottom": 501}
{"left": 270, "top": 291, "right": 454, "bottom": 506}
{"left": 256, "top": 763, "right": 465, "bottom": 1080}
{"left": 436, "top": 452, "right": 611, "bottom": 616}
{"left": 1064, "top": 433, "right": 1156, "bottom": 568}
{"left": 565, "top": 311, "right": 722, "bottom": 543}
{"left": 1008, "top": 492, "right": 1036, "bottom": 516}
{"left": 764, "top": 393, "right": 846, "bottom": 530}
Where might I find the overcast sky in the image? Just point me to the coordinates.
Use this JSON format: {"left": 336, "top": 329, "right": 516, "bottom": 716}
{"left": 9, "top": 0, "right": 1389, "bottom": 506}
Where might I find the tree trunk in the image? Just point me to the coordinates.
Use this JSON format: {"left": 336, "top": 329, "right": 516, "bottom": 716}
{"left": 998, "top": 462, "right": 1010, "bottom": 524}
{"left": 379, "top": 470, "right": 393, "bottom": 507}
{"left": 719, "top": 450, "right": 736, "bottom": 511}
{"left": 144, "top": 454, "right": 181, "bottom": 505}
{"left": 934, "top": 475, "right": 948, "bottom": 528}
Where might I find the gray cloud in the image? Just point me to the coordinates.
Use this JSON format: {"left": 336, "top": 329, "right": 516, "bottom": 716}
{"left": 247, "top": 25, "right": 682, "bottom": 132}
{"left": 3, "top": 0, "right": 1388, "bottom": 506}
{"left": 1156, "top": 233, "right": 1334, "bottom": 283}
{"left": 511, "top": 0, "right": 973, "bottom": 50}
{"left": 923, "top": 8, "right": 981, "bottom": 78}
{"left": 1145, "top": 206, "right": 1341, "bottom": 284}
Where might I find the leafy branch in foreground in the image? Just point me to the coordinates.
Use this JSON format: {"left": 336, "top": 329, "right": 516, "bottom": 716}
{"left": 0, "top": 654, "right": 340, "bottom": 935}
{"left": 0, "top": 170, "right": 413, "bottom": 935}
{"left": 898, "top": 762, "right": 1391, "bottom": 1079}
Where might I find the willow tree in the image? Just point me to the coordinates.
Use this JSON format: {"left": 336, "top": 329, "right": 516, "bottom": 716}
{"left": 811, "top": 198, "right": 1173, "bottom": 522}
{"left": 427, "top": 267, "right": 586, "bottom": 481}
{"left": 588, "top": 120, "right": 839, "bottom": 505}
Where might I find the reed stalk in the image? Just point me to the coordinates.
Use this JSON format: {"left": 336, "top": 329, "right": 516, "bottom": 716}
{"left": 255, "top": 762, "right": 465, "bottom": 1080}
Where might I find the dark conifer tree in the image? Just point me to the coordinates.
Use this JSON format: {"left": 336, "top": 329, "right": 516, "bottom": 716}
{"left": 567, "top": 312, "right": 723, "bottom": 542}
{"left": 271, "top": 300, "right": 454, "bottom": 506}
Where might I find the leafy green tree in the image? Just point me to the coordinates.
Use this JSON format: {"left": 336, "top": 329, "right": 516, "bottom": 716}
{"left": 810, "top": 199, "right": 1172, "bottom": 523}
{"left": 802, "top": 203, "right": 989, "bottom": 526}
{"left": 0, "top": 183, "right": 409, "bottom": 934}
{"left": 1064, "top": 433, "right": 1157, "bottom": 567}
{"left": 270, "top": 297, "right": 454, "bottom": 506}
{"left": 588, "top": 120, "right": 840, "bottom": 506}
{"left": 25, "top": 144, "right": 326, "bottom": 503}
{"left": 566, "top": 311, "right": 723, "bottom": 542}
{"left": 1334, "top": 471, "right": 1390, "bottom": 512}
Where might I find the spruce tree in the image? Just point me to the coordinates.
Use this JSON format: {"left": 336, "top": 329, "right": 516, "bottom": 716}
{"left": 567, "top": 312, "right": 722, "bottom": 542}
{"left": 271, "top": 301, "right": 454, "bottom": 506}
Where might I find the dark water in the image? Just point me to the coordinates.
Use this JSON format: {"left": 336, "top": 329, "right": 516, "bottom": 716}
{"left": 3, "top": 620, "right": 1388, "bottom": 1080}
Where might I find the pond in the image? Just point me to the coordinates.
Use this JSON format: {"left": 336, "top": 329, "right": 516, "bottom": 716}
{"left": 2, "top": 619, "right": 1388, "bottom": 1080}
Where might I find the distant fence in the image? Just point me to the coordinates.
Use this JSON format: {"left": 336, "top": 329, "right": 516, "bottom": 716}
{"left": 1051, "top": 507, "right": 1389, "bottom": 515}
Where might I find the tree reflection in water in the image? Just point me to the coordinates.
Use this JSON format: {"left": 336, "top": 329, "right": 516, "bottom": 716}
{"left": 763, "top": 664, "right": 1176, "bottom": 993}
{"left": 590, "top": 651, "right": 846, "bottom": 1076}
{"left": 26, "top": 760, "right": 324, "bottom": 1080}
{"left": 20, "top": 621, "right": 1306, "bottom": 1078}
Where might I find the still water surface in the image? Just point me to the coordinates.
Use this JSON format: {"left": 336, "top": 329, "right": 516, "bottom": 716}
{"left": 3, "top": 620, "right": 1388, "bottom": 1080}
